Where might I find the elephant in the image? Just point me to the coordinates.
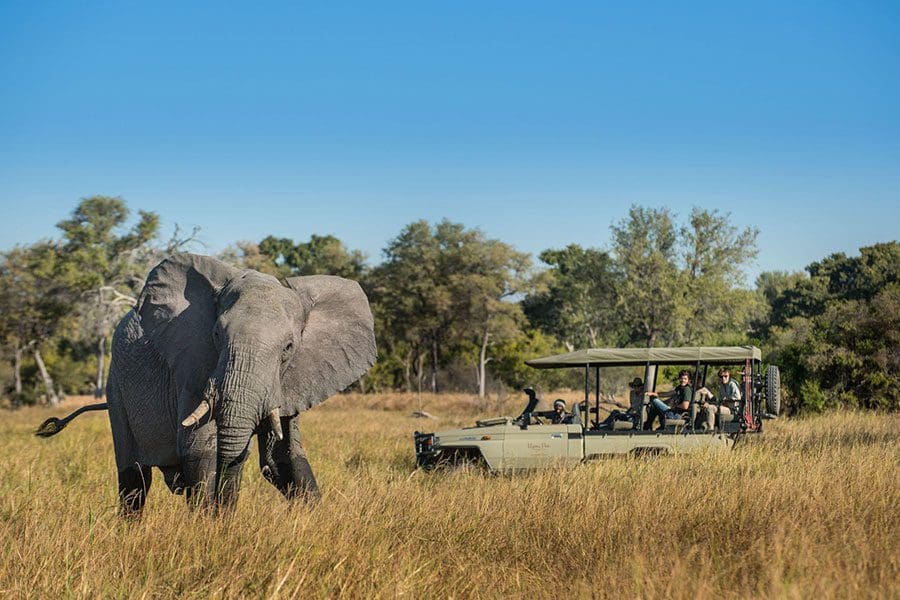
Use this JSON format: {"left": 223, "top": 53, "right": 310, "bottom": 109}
{"left": 36, "top": 253, "right": 376, "bottom": 515}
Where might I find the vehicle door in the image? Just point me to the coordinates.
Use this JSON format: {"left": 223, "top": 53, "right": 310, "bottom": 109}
{"left": 502, "top": 423, "right": 581, "bottom": 469}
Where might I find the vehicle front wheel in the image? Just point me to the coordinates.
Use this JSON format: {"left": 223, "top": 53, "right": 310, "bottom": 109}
{"left": 438, "top": 447, "right": 488, "bottom": 472}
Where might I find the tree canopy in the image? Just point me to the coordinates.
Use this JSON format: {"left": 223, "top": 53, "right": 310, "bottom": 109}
{"left": 1, "top": 198, "right": 896, "bottom": 414}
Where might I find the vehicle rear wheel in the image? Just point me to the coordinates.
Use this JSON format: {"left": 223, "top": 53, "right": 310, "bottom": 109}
{"left": 765, "top": 366, "right": 781, "bottom": 415}
{"left": 630, "top": 447, "right": 668, "bottom": 459}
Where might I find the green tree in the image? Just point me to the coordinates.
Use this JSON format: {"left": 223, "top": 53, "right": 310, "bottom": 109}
{"left": 448, "top": 236, "right": 531, "bottom": 398}
{"left": 55, "top": 196, "right": 159, "bottom": 396}
{"left": 752, "top": 270, "right": 807, "bottom": 337}
{"left": 679, "top": 207, "right": 760, "bottom": 344}
{"left": 369, "top": 221, "right": 443, "bottom": 393}
{"left": 610, "top": 206, "right": 682, "bottom": 347}
{"left": 768, "top": 242, "right": 900, "bottom": 329}
{"left": 609, "top": 206, "right": 759, "bottom": 347}
{"left": 258, "top": 234, "right": 367, "bottom": 279}
{"left": 763, "top": 242, "right": 900, "bottom": 412}
{"left": 217, "top": 241, "right": 284, "bottom": 276}
{"left": 523, "top": 245, "right": 622, "bottom": 350}
{"left": 371, "top": 220, "right": 530, "bottom": 395}
{"left": 489, "top": 329, "right": 575, "bottom": 391}
{"left": 0, "top": 243, "right": 72, "bottom": 405}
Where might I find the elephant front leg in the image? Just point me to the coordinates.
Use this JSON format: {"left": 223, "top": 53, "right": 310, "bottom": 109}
{"left": 257, "top": 414, "right": 320, "bottom": 502}
{"left": 178, "top": 422, "right": 217, "bottom": 509}
{"left": 215, "top": 457, "right": 247, "bottom": 510}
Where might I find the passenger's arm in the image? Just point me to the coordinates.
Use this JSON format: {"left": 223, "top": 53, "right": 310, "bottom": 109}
{"left": 697, "top": 386, "right": 714, "bottom": 401}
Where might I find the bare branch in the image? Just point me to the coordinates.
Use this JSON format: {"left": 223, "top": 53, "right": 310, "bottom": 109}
{"left": 165, "top": 223, "right": 204, "bottom": 254}
{"left": 98, "top": 286, "right": 137, "bottom": 307}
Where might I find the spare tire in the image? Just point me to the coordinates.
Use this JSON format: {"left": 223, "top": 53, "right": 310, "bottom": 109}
{"left": 766, "top": 366, "right": 781, "bottom": 415}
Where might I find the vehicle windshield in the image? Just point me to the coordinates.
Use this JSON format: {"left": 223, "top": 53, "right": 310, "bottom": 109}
{"left": 517, "top": 394, "right": 539, "bottom": 421}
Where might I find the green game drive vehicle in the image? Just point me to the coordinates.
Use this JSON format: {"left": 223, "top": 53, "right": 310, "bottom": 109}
{"left": 414, "top": 346, "right": 781, "bottom": 471}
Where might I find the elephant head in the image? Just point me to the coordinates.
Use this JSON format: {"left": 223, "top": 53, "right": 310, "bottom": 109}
{"left": 136, "top": 253, "right": 376, "bottom": 502}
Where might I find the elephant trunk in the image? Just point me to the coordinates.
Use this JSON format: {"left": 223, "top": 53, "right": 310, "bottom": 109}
{"left": 214, "top": 345, "right": 274, "bottom": 505}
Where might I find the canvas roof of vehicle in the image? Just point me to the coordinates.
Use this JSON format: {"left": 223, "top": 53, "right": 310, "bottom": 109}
{"left": 525, "top": 346, "right": 762, "bottom": 368}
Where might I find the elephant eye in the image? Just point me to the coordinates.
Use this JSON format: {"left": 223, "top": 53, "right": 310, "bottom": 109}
{"left": 282, "top": 341, "right": 294, "bottom": 363}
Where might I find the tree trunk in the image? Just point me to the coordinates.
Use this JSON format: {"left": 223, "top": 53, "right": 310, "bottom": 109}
{"left": 415, "top": 352, "right": 425, "bottom": 395}
{"left": 95, "top": 335, "right": 106, "bottom": 398}
{"left": 477, "top": 329, "right": 490, "bottom": 399}
{"left": 430, "top": 340, "right": 438, "bottom": 394}
{"left": 13, "top": 346, "right": 23, "bottom": 407}
{"left": 32, "top": 346, "right": 60, "bottom": 406}
{"left": 13, "top": 347, "right": 23, "bottom": 396}
{"left": 403, "top": 348, "right": 413, "bottom": 393}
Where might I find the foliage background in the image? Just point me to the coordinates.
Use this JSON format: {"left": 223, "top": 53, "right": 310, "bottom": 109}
{"left": 1, "top": 197, "right": 897, "bottom": 413}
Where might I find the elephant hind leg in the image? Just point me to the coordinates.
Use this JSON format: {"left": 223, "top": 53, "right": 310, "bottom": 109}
{"left": 258, "top": 415, "right": 320, "bottom": 502}
{"left": 118, "top": 464, "right": 153, "bottom": 516}
{"left": 107, "top": 371, "right": 153, "bottom": 516}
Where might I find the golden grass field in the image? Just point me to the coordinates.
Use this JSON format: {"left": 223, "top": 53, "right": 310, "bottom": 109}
{"left": 1, "top": 393, "right": 897, "bottom": 599}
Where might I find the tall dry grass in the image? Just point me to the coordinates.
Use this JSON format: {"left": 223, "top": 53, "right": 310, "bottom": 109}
{"left": 1, "top": 393, "right": 897, "bottom": 599}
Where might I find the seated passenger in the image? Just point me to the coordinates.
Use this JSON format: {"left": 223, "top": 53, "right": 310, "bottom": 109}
{"left": 697, "top": 368, "right": 741, "bottom": 431}
{"left": 643, "top": 370, "right": 692, "bottom": 430}
{"left": 524, "top": 394, "right": 573, "bottom": 425}
{"left": 597, "top": 377, "right": 644, "bottom": 428}
{"left": 550, "top": 399, "right": 570, "bottom": 424}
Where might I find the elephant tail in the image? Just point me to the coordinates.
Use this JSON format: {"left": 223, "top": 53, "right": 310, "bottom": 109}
{"left": 35, "top": 403, "right": 109, "bottom": 437}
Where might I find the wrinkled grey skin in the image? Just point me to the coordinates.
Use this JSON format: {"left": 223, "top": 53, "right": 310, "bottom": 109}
{"left": 107, "top": 253, "right": 376, "bottom": 514}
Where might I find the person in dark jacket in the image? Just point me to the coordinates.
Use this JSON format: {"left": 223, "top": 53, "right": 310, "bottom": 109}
{"left": 643, "top": 370, "right": 692, "bottom": 430}
{"left": 550, "top": 399, "right": 570, "bottom": 424}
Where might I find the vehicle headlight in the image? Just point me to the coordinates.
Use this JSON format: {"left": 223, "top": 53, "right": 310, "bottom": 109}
{"left": 415, "top": 432, "right": 437, "bottom": 453}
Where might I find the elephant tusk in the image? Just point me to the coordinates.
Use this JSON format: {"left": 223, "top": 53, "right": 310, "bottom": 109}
{"left": 181, "top": 401, "right": 210, "bottom": 427}
{"left": 269, "top": 408, "right": 283, "bottom": 441}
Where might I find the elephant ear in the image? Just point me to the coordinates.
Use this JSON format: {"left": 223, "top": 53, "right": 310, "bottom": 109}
{"left": 136, "top": 254, "right": 239, "bottom": 387}
{"left": 283, "top": 275, "right": 376, "bottom": 411}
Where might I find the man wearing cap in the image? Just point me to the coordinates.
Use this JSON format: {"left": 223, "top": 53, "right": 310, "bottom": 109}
{"left": 596, "top": 377, "right": 645, "bottom": 429}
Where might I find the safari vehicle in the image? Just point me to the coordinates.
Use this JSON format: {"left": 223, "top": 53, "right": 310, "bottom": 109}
{"left": 414, "top": 346, "right": 780, "bottom": 471}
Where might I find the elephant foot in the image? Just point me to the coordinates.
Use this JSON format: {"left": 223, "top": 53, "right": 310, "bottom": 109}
{"left": 261, "top": 458, "right": 320, "bottom": 503}
{"left": 118, "top": 464, "right": 152, "bottom": 517}
{"left": 284, "top": 455, "right": 320, "bottom": 503}
{"left": 160, "top": 466, "right": 186, "bottom": 495}
{"left": 258, "top": 415, "right": 320, "bottom": 503}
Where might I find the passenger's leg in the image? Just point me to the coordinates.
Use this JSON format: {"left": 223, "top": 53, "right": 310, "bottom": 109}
{"left": 702, "top": 404, "right": 716, "bottom": 431}
{"left": 598, "top": 409, "right": 621, "bottom": 428}
{"left": 650, "top": 398, "right": 671, "bottom": 429}
{"left": 651, "top": 397, "right": 670, "bottom": 414}
{"left": 717, "top": 406, "right": 732, "bottom": 428}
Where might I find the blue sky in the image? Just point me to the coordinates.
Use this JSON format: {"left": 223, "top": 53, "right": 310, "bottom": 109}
{"left": 1, "top": 1, "right": 898, "bottom": 283}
